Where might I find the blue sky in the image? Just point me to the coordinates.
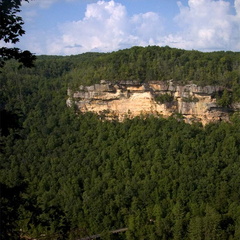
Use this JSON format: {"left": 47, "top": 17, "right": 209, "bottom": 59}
{"left": 6, "top": 0, "right": 240, "bottom": 55}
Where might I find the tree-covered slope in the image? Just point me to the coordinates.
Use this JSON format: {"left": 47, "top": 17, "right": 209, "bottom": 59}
{"left": 65, "top": 46, "right": 240, "bottom": 94}
{"left": 1, "top": 46, "right": 240, "bottom": 239}
{"left": 28, "top": 45, "right": 240, "bottom": 101}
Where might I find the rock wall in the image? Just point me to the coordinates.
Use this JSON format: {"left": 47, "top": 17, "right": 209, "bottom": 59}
{"left": 67, "top": 80, "right": 237, "bottom": 125}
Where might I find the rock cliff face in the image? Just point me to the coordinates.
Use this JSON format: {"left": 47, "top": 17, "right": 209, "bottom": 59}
{"left": 67, "top": 80, "right": 237, "bottom": 125}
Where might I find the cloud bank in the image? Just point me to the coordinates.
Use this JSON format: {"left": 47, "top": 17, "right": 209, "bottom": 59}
{"left": 22, "top": 0, "right": 240, "bottom": 55}
{"left": 46, "top": 0, "right": 165, "bottom": 55}
{"left": 171, "top": 0, "right": 240, "bottom": 51}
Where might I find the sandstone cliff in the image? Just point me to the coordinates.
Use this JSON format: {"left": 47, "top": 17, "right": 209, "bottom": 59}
{"left": 67, "top": 80, "right": 238, "bottom": 125}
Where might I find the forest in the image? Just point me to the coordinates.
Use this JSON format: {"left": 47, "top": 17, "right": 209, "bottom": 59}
{"left": 1, "top": 46, "right": 240, "bottom": 240}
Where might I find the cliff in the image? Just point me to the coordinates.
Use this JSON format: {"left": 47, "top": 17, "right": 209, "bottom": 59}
{"left": 67, "top": 80, "right": 238, "bottom": 125}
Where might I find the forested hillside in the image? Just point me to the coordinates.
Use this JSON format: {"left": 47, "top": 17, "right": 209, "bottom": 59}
{"left": 1, "top": 46, "right": 240, "bottom": 240}
{"left": 64, "top": 46, "right": 240, "bottom": 101}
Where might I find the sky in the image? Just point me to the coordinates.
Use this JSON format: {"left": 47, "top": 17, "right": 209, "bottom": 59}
{"left": 6, "top": 0, "right": 240, "bottom": 55}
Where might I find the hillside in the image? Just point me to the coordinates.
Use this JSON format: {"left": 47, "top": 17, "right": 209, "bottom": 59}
{"left": 1, "top": 46, "right": 240, "bottom": 239}
{"left": 64, "top": 46, "right": 240, "bottom": 91}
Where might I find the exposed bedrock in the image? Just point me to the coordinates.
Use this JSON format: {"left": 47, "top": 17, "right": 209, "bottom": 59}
{"left": 67, "top": 80, "right": 239, "bottom": 125}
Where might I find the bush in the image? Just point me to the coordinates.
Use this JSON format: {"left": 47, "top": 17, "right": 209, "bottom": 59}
{"left": 155, "top": 93, "right": 174, "bottom": 104}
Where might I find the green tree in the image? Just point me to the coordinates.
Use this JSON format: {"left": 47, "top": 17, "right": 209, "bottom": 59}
{"left": 188, "top": 216, "right": 204, "bottom": 240}
{"left": 217, "top": 89, "right": 232, "bottom": 107}
{"left": 0, "top": 0, "right": 36, "bottom": 68}
{"left": 0, "top": 183, "right": 26, "bottom": 240}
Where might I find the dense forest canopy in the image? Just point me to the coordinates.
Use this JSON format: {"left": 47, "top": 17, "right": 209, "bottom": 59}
{"left": 28, "top": 45, "right": 240, "bottom": 100}
{"left": 63, "top": 46, "right": 240, "bottom": 90}
{"left": 0, "top": 46, "right": 240, "bottom": 239}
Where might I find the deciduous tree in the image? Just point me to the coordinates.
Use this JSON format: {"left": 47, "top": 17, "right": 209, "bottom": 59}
{"left": 0, "top": 0, "right": 36, "bottom": 68}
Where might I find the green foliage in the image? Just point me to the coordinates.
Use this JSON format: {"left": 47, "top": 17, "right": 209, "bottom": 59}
{"left": 182, "top": 96, "right": 199, "bottom": 103}
{"left": 216, "top": 89, "right": 233, "bottom": 107}
{"left": 62, "top": 46, "right": 240, "bottom": 91}
{"left": 1, "top": 47, "right": 240, "bottom": 239}
{"left": 155, "top": 93, "right": 174, "bottom": 104}
{"left": 0, "top": 0, "right": 36, "bottom": 68}
{"left": 0, "top": 182, "right": 26, "bottom": 240}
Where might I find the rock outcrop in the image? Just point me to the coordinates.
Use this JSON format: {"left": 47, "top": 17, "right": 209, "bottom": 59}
{"left": 67, "top": 80, "right": 238, "bottom": 125}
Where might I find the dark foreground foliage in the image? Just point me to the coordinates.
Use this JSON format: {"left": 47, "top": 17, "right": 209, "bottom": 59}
{"left": 0, "top": 46, "right": 240, "bottom": 239}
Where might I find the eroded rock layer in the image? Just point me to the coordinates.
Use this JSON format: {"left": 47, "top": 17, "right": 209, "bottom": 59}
{"left": 67, "top": 80, "right": 238, "bottom": 125}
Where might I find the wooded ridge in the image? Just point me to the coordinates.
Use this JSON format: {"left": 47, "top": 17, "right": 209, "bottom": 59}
{"left": 1, "top": 46, "right": 240, "bottom": 239}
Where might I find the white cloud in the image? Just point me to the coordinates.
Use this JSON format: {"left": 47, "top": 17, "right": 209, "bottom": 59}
{"left": 50, "top": 0, "right": 129, "bottom": 54}
{"left": 170, "top": 0, "right": 240, "bottom": 51}
{"left": 131, "top": 12, "right": 164, "bottom": 43}
{"left": 235, "top": 0, "right": 240, "bottom": 16}
{"left": 47, "top": 0, "right": 165, "bottom": 55}
{"left": 19, "top": 0, "right": 240, "bottom": 55}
